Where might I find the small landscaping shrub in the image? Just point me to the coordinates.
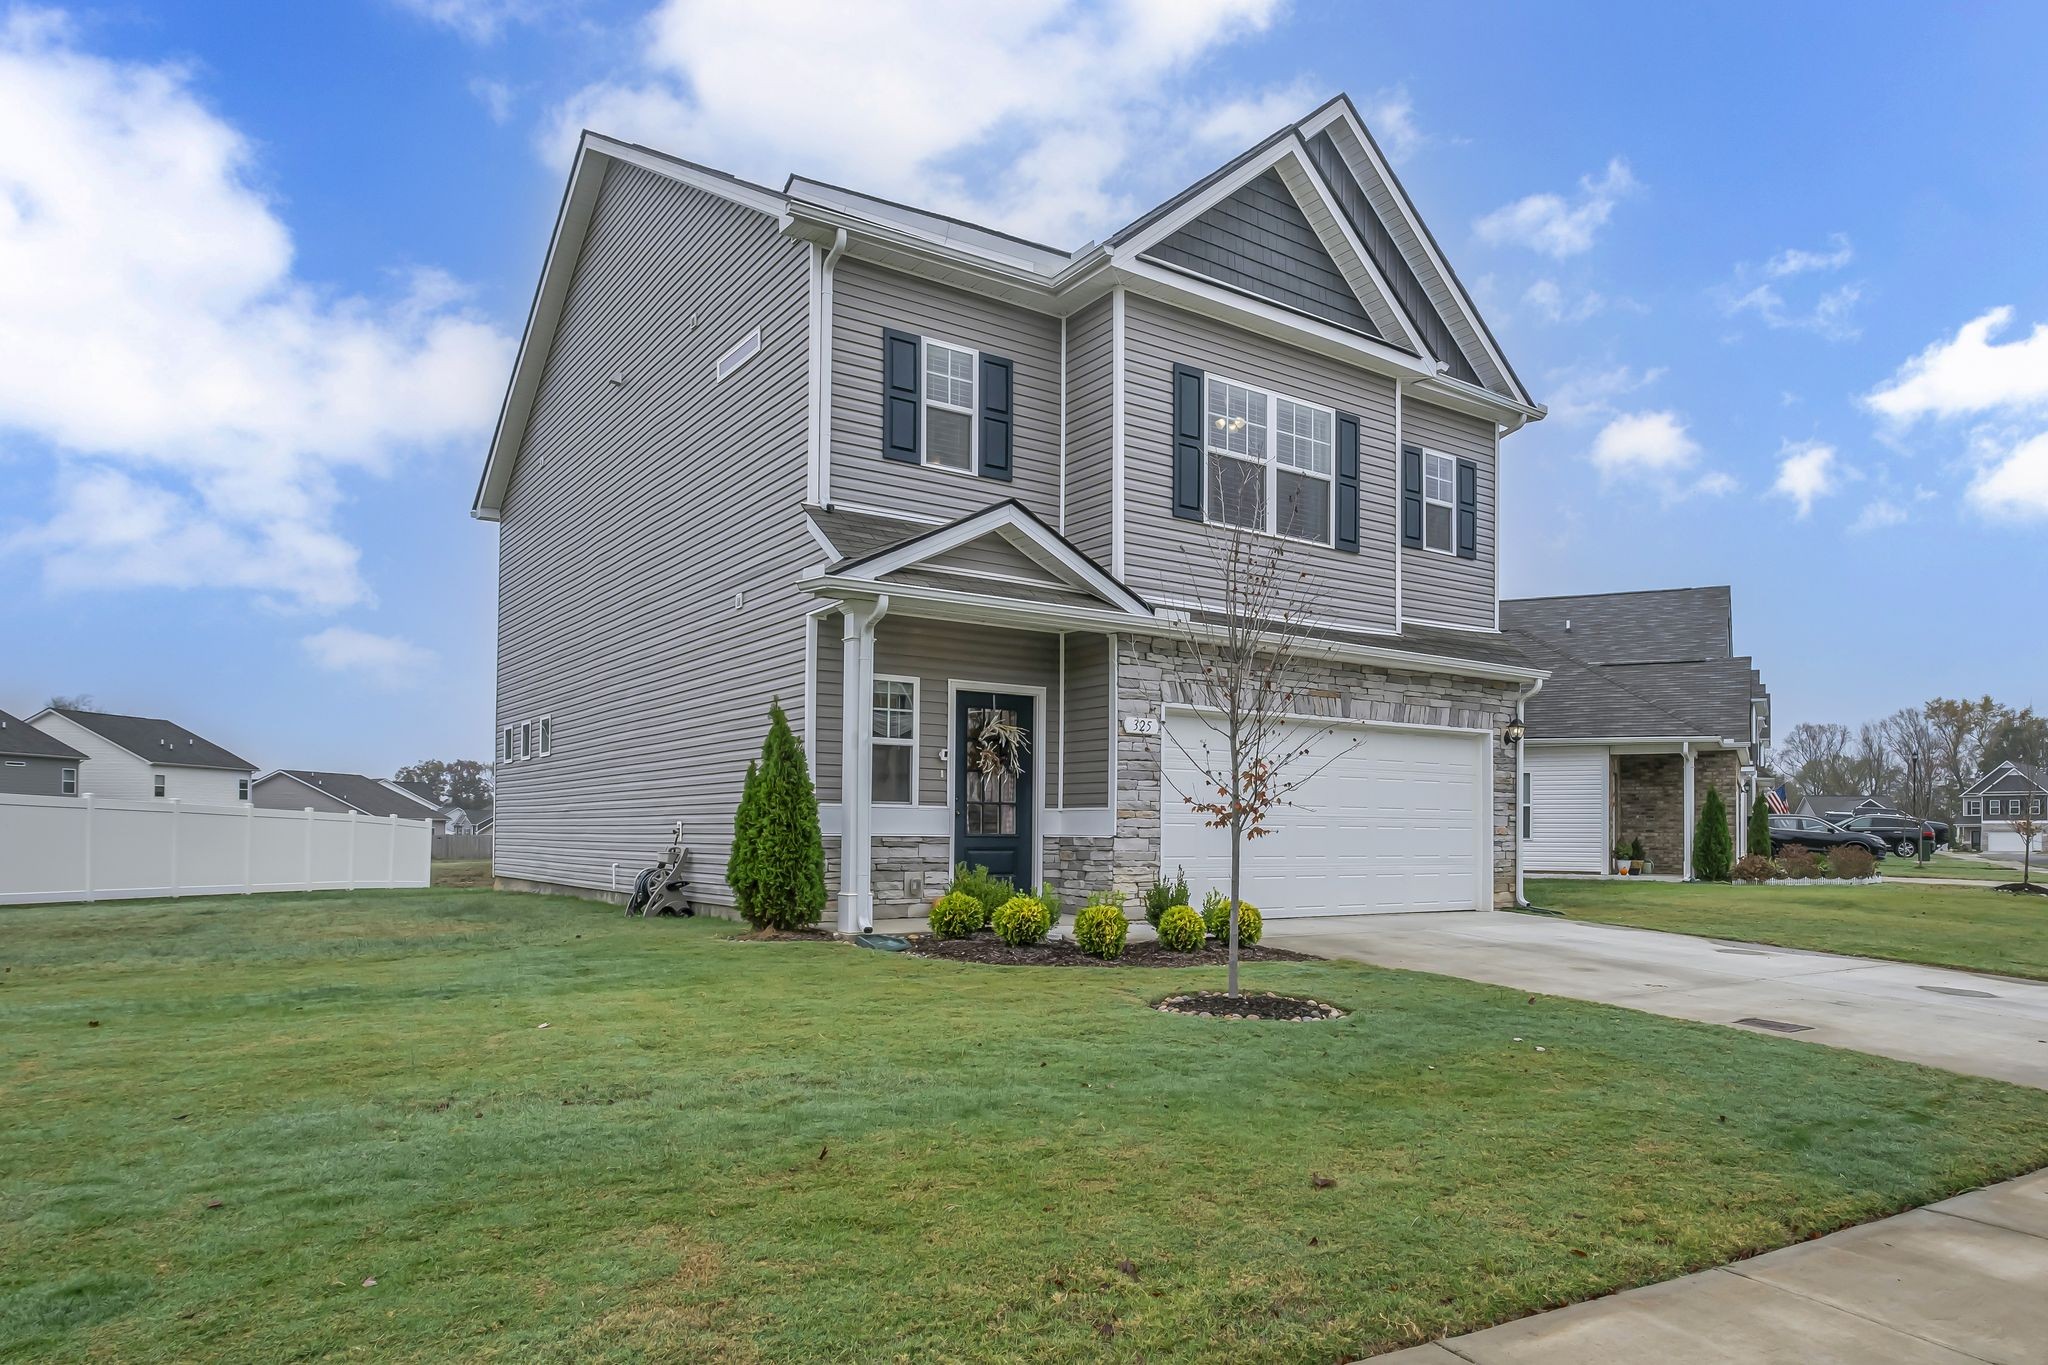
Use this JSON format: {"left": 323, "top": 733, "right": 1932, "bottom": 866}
{"left": 1827, "top": 845, "right": 1877, "bottom": 880}
{"left": 1073, "top": 894, "right": 1129, "bottom": 960}
{"left": 1628, "top": 837, "right": 1647, "bottom": 865}
{"left": 734, "top": 701, "right": 826, "bottom": 930}
{"left": 1032, "top": 881, "right": 1064, "bottom": 927}
{"left": 1780, "top": 844, "right": 1822, "bottom": 880}
{"left": 1693, "top": 789, "right": 1733, "bottom": 882}
{"left": 950, "top": 863, "right": 1016, "bottom": 927}
{"left": 1157, "top": 903, "right": 1205, "bottom": 952}
{"left": 1142, "top": 867, "right": 1190, "bottom": 928}
{"left": 992, "top": 894, "right": 1052, "bottom": 946}
{"left": 1201, "top": 895, "right": 1262, "bottom": 946}
{"left": 929, "top": 891, "right": 985, "bottom": 940}
{"left": 1732, "top": 853, "right": 1781, "bottom": 883}
{"left": 1748, "top": 790, "right": 1774, "bottom": 859}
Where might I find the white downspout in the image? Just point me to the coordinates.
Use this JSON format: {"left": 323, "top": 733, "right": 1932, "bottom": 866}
{"left": 837, "top": 593, "right": 888, "bottom": 932}
{"left": 817, "top": 228, "right": 848, "bottom": 506}
{"left": 1513, "top": 674, "right": 1544, "bottom": 908}
{"left": 1681, "top": 741, "right": 1696, "bottom": 881}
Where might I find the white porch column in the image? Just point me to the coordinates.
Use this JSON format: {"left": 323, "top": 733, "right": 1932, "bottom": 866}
{"left": 837, "top": 596, "right": 888, "bottom": 932}
{"left": 1681, "top": 741, "right": 1696, "bottom": 881}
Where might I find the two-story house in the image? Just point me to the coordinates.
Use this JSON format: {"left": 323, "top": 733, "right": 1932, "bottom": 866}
{"left": 1956, "top": 762, "right": 2048, "bottom": 854}
{"left": 26, "top": 707, "right": 257, "bottom": 803}
{"left": 0, "top": 706, "right": 87, "bottom": 797}
{"left": 474, "top": 95, "right": 1554, "bottom": 931}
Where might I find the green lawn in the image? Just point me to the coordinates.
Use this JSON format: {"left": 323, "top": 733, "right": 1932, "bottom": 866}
{"left": 1878, "top": 852, "right": 2030, "bottom": 882}
{"left": 1530, "top": 878, "right": 2048, "bottom": 980}
{"left": 7, "top": 892, "right": 2048, "bottom": 1363}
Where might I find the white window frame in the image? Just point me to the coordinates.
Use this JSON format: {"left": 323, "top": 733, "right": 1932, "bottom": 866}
{"left": 61, "top": 767, "right": 77, "bottom": 795}
{"left": 2035, "top": 796, "right": 2044, "bottom": 816}
{"left": 919, "top": 336, "right": 979, "bottom": 475}
{"left": 153, "top": 773, "right": 166, "bottom": 798}
{"left": 715, "top": 326, "right": 763, "bottom": 381}
{"left": 1421, "top": 448, "right": 1458, "bottom": 556}
{"left": 238, "top": 778, "right": 250, "bottom": 802}
{"left": 538, "top": 715, "right": 553, "bottom": 757}
{"left": 1965, "top": 798, "right": 1981, "bottom": 816}
{"left": 519, "top": 722, "right": 533, "bottom": 762}
{"left": 871, "top": 674, "right": 919, "bottom": 805}
{"left": 1201, "top": 373, "right": 1336, "bottom": 548}
{"left": 502, "top": 726, "right": 516, "bottom": 763}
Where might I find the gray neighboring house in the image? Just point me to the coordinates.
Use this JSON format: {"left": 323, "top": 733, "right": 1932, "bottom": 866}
{"left": 0, "top": 706, "right": 87, "bottom": 797}
{"left": 252, "top": 770, "right": 449, "bottom": 832}
{"left": 1795, "top": 793, "right": 1894, "bottom": 822}
{"left": 475, "top": 93, "right": 1561, "bottom": 929}
{"left": 1502, "top": 587, "right": 1771, "bottom": 877}
{"left": 27, "top": 707, "right": 257, "bottom": 804}
{"left": 1956, "top": 762, "right": 2048, "bottom": 854}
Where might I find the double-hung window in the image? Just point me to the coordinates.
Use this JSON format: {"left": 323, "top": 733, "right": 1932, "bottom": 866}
{"left": 538, "top": 716, "right": 553, "bottom": 757}
{"left": 922, "top": 340, "right": 977, "bottom": 472}
{"left": 519, "top": 722, "right": 533, "bottom": 762}
{"left": 871, "top": 677, "right": 917, "bottom": 804}
{"left": 503, "top": 725, "right": 516, "bottom": 763}
{"left": 61, "top": 767, "right": 77, "bottom": 795}
{"left": 238, "top": 778, "right": 250, "bottom": 801}
{"left": 1965, "top": 798, "right": 1981, "bottom": 817}
{"left": 1422, "top": 451, "right": 1457, "bottom": 554}
{"left": 1204, "top": 376, "right": 1335, "bottom": 545}
{"left": 153, "top": 774, "right": 166, "bottom": 797}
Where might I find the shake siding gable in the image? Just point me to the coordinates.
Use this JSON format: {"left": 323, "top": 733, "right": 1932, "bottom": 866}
{"left": 1062, "top": 296, "right": 1115, "bottom": 561}
{"left": 1400, "top": 398, "right": 1497, "bottom": 629}
{"left": 829, "top": 259, "right": 1062, "bottom": 523}
{"left": 494, "top": 161, "right": 813, "bottom": 902}
{"left": 1119, "top": 292, "right": 1399, "bottom": 632}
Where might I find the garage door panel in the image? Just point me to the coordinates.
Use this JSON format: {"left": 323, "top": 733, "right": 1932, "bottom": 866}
{"left": 1522, "top": 747, "right": 1609, "bottom": 874}
{"left": 1161, "top": 715, "right": 1484, "bottom": 918}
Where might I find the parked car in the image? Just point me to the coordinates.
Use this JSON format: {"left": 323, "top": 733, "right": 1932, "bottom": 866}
{"left": 1767, "top": 815, "right": 1889, "bottom": 859}
{"left": 1835, "top": 812, "right": 1950, "bottom": 856}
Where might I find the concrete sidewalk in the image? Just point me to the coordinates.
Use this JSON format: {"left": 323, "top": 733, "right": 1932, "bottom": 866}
{"left": 1262, "top": 910, "right": 2048, "bottom": 1088}
{"left": 1376, "top": 1169, "right": 2048, "bottom": 1364}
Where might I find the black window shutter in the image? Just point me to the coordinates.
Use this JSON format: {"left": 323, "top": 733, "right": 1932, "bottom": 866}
{"left": 1171, "top": 363, "right": 1205, "bottom": 521}
{"left": 1334, "top": 413, "right": 1361, "bottom": 553}
{"left": 1400, "top": 444, "right": 1424, "bottom": 548}
{"left": 1456, "top": 457, "right": 1479, "bottom": 559}
{"left": 977, "top": 354, "right": 1013, "bottom": 481}
{"left": 882, "top": 328, "right": 920, "bottom": 463}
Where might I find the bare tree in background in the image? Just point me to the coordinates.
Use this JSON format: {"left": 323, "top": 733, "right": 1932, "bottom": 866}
{"left": 1925, "top": 696, "right": 2001, "bottom": 811}
{"left": 45, "top": 694, "right": 96, "bottom": 711}
{"left": 1779, "top": 721, "right": 1855, "bottom": 796}
{"left": 1166, "top": 502, "right": 1348, "bottom": 997}
{"left": 1879, "top": 706, "right": 1937, "bottom": 816}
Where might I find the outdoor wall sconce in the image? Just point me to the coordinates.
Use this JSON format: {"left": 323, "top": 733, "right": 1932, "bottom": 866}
{"left": 1501, "top": 718, "right": 1526, "bottom": 747}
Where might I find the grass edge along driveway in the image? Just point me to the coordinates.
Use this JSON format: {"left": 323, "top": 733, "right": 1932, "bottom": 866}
{"left": 1528, "top": 876, "right": 2048, "bottom": 981}
{"left": 6, "top": 888, "right": 2048, "bottom": 1363}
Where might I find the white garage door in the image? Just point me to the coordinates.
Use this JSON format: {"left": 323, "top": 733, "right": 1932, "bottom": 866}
{"left": 1521, "top": 746, "right": 1610, "bottom": 873}
{"left": 1160, "top": 713, "right": 1485, "bottom": 918}
{"left": 1986, "top": 826, "right": 2031, "bottom": 855}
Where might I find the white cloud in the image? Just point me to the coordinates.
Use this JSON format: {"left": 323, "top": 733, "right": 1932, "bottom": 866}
{"left": 1765, "top": 232, "right": 1854, "bottom": 278}
{"left": 1591, "top": 410, "right": 1697, "bottom": 475}
{"left": 1543, "top": 362, "right": 1666, "bottom": 424}
{"left": 1473, "top": 158, "right": 1636, "bottom": 259}
{"left": 1866, "top": 307, "right": 2048, "bottom": 423}
{"left": 390, "top": 0, "right": 539, "bottom": 40}
{"left": 1848, "top": 499, "right": 1908, "bottom": 533}
{"left": 543, "top": 0, "right": 1292, "bottom": 246}
{"left": 1194, "top": 78, "right": 1323, "bottom": 148}
{"left": 1967, "top": 429, "right": 2048, "bottom": 519}
{"left": 0, "top": 11, "right": 512, "bottom": 610}
{"left": 1522, "top": 279, "right": 1606, "bottom": 325}
{"left": 302, "top": 626, "right": 436, "bottom": 689}
{"left": 1772, "top": 441, "right": 1839, "bottom": 518}
{"left": 1722, "top": 280, "right": 1862, "bottom": 342}
{"left": 1354, "top": 86, "right": 1433, "bottom": 163}
{"left": 469, "top": 76, "right": 514, "bottom": 123}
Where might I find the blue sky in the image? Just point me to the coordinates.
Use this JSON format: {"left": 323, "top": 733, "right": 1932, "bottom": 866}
{"left": 2, "top": 0, "right": 2044, "bottom": 775}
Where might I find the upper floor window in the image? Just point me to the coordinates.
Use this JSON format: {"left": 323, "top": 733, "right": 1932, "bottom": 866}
{"left": 538, "top": 716, "right": 553, "bottom": 757}
{"left": 1422, "top": 452, "right": 1456, "bottom": 554}
{"left": 154, "top": 774, "right": 166, "bottom": 797}
{"left": 520, "top": 722, "right": 533, "bottom": 762}
{"left": 61, "top": 767, "right": 77, "bottom": 795}
{"left": 872, "top": 677, "right": 917, "bottom": 804}
{"left": 2035, "top": 797, "right": 2044, "bottom": 816}
{"left": 503, "top": 725, "right": 516, "bottom": 762}
{"left": 923, "top": 340, "right": 977, "bottom": 472}
{"left": 1965, "top": 798, "right": 1981, "bottom": 816}
{"left": 1204, "top": 376, "right": 1333, "bottom": 546}
{"left": 238, "top": 778, "right": 250, "bottom": 801}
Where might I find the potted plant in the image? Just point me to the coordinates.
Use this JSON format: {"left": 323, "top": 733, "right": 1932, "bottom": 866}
{"left": 1612, "top": 841, "right": 1631, "bottom": 875}
{"left": 1629, "top": 837, "right": 1649, "bottom": 876}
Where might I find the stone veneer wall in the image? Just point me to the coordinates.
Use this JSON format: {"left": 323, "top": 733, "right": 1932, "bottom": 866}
{"left": 1112, "top": 632, "right": 1522, "bottom": 907}
{"left": 1695, "top": 751, "right": 1742, "bottom": 852}
{"left": 1615, "top": 754, "right": 1683, "bottom": 871}
{"left": 870, "top": 834, "right": 1119, "bottom": 919}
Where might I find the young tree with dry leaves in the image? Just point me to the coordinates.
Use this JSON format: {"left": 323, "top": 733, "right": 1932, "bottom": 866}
{"left": 1165, "top": 511, "right": 1349, "bottom": 997}
{"left": 2012, "top": 812, "right": 2043, "bottom": 887}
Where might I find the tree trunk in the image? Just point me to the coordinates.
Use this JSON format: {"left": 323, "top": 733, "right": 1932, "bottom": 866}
{"left": 1228, "top": 821, "right": 1241, "bottom": 997}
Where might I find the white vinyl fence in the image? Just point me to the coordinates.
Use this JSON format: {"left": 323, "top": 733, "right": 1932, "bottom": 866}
{"left": 0, "top": 793, "right": 433, "bottom": 906}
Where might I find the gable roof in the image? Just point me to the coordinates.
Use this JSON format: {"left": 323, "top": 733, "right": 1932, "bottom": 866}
{"left": 0, "top": 707, "right": 86, "bottom": 761}
{"left": 36, "top": 707, "right": 255, "bottom": 771}
{"left": 1501, "top": 587, "right": 1733, "bottom": 664}
{"left": 1961, "top": 761, "right": 2048, "bottom": 797}
{"left": 1799, "top": 793, "right": 1892, "bottom": 816}
{"left": 258, "top": 770, "right": 443, "bottom": 820}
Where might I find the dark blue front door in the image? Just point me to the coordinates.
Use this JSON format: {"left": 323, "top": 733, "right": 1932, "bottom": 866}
{"left": 954, "top": 691, "right": 1034, "bottom": 885}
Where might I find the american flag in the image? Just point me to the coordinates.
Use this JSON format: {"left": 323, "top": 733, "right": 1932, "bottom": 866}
{"left": 1765, "top": 785, "right": 1790, "bottom": 815}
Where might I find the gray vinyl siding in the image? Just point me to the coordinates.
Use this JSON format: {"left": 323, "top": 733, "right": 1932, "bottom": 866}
{"left": 0, "top": 756, "right": 75, "bottom": 797}
{"left": 252, "top": 777, "right": 354, "bottom": 814}
{"left": 1119, "top": 293, "right": 1399, "bottom": 633}
{"left": 494, "top": 161, "right": 813, "bottom": 902}
{"left": 1303, "top": 130, "right": 1477, "bottom": 385}
{"left": 1061, "top": 633, "right": 1111, "bottom": 807}
{"left": 829, "top": 259, "right": 1061, "bottom": 523}
{"left": 1145, "top": 170, "right": 1377, "bottom": 336}
{"left": 1063, "top": 296, "right": 1115, "bottom": 562}
{"left": 920, "top": 535, "right": 1063, "bottom": 583}
{"left": 1401, "top": 398, "right": 1498, "bottom": 630}
{"left": 815, "top": 616, "right": 1111, "bottom": 812}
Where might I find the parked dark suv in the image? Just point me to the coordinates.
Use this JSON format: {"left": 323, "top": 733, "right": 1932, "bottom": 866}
{"left": 1767, "top": 815, "right": 1889, "bottom": 859}
{"left": 1835, "top": 812, "right": 1950, "bottom": 857}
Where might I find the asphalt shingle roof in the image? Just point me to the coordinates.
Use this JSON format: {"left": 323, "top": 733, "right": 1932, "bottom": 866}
{"left": 47, "top": 707, "right": 255, "bottom": 771}
{"left": 1500, "top": 587, "right": 1732, "bottom": 665}
{"left": 0, "top": 707, "right": 86, "bottom": 760}
{"left": 269, "top": 771, "right": 442, "bottom": 820}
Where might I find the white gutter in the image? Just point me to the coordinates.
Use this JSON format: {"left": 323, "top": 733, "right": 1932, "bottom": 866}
{"left": 816, "top": 228, "right": 847, "bottom": 504}
{"left": 1513, "top": 674, "right": 1544, "bottom": 908}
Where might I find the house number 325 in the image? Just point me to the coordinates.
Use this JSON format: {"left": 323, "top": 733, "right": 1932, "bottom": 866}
{"left": 1121, "top": 716, "right": 1161, "bottom": 736}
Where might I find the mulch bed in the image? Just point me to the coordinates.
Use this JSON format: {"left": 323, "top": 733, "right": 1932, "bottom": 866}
{"left": 905, "top": 933, "right": 1319, "bottom": 968}
{"left": 719, "top": 927, "right": 840, "bottom": 943}
{"left": 1994, "top": 882, "right": 2048, "bottom": 896}
{"left": 1156, "top": 991, "right": 1345, "bottom": 1021}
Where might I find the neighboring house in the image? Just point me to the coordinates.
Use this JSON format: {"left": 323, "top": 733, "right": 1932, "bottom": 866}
{"left": 252, "top": 770, "right": 449, "bottom": 832}
{"left": 0, "top": 706, "right": 87, "bottom": 797}
{"left": 439, "top": 805, "right": 477, "bottom": 835}
{"left": 27, "top": 707, "right": 256, "bottom": 803}
{"left": 1502, "top": 587, "right": 1770, "bottom": 878}
{"left": 1955, "top": 762, "right": 2048, "bottom": 854}
{"left": 1795, "top": 793, "right": 1895, "bottom": 823}
{"left": 475, "top": 94, "right": 1554, "bottom": 930}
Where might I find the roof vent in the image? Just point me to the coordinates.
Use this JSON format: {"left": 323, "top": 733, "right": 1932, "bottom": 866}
{"left": 1564, "top": 618, "right": 1572, "bottom": 631}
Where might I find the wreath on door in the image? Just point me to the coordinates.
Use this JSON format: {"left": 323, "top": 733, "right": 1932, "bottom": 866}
{"left": 969, "top": 713, "right": 1030, "bottom": 779}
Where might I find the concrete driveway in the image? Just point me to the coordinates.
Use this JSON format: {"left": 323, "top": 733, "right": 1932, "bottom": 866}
{"left": 1262, "top": 910, "right": 2048, "bottom": 1089}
